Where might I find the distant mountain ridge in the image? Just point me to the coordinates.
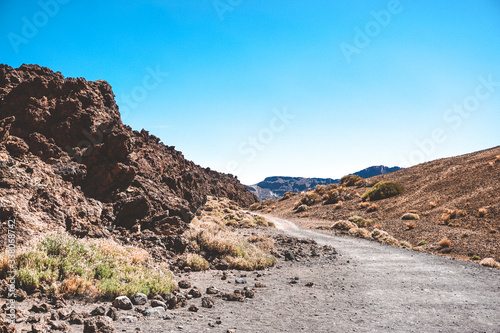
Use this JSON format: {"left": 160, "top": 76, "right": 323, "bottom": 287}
{"left": 248, "top": 165, "right": 402, "bottom": 201}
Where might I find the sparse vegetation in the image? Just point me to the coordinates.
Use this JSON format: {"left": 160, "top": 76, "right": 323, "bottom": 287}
{"left": 295, "top": 204, "right": 308, "bottom": 213}
{"left": 479, "top": 258, "right": 500, "bottom": 269}
{"left": 402, "top": 213, "right": 419, "bottom": 220}
{"left": 359, "top": 202, "right": 370, "bottom": 209}
{"left": 400, "top": 241, "right": 412, "bottom": 248}
{"left": 366, "top": 203, "right": 379, "bottom": 212}
{"left": 471, "top": 255, "right": 480, "bottom": 261}
{"left": 348, "top": 227, "right": 371, "bottom": 239}
{"left": 0, "top": 233, "right": 175, "bottom": 298}
{"left": 406, "top": 222, "right": 416, "bottom": 230}
{"left": 361, "top": 181, "right": 404, "bottom": 201}
{"left": 184, "top": 254, "right": 210, "bottom": 271}
{"left": 249, "top": 203, "right": 262, "bottom": 211}
{"left": 478, "top": 208, "right": 487, "bottom": 217}
{"left": 340, "top": 174, "right": 364, "bottom": 187}
{"left": 332, "top": 220, "right": 357, "bottom": 231}
{"left": 348, "top": 216, "right": 367, "bottom": 227}
{"left": 438, "top": 238, "right": 451, "bottom": 248}
{"left": 185, "top": 197, "right": 277, "bottom": 271}
{"left": 417, "top": 240, "right": 428, "bottom": 246}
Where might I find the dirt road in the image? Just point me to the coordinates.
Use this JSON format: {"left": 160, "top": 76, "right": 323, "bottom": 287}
{"left": 113, "top": 215, "right": 500, "bottom": 333}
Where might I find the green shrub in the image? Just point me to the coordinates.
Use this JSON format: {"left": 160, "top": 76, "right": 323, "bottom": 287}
{"left": 348, "top": 216, "right": 367, "bottom": 227}
{"left": 361, "top": 181, "right": 404, "bottom": 201}
{"left": 0, "top": 233, "right": 175, "bottom": 298}
{"left": 417, "top": 240, "right": 428, "bottom": 246}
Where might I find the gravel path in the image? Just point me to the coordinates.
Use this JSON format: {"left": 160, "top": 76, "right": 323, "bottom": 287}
{"left": 264, "top": 215, "right": 500, "bottom": 333}
{"left": 109, "top": 215, "right": 499, "bottom": 333}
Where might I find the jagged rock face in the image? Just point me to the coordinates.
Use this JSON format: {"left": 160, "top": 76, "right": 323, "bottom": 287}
{"left": 0, "top": 64, "right": 257, "bottom": 246}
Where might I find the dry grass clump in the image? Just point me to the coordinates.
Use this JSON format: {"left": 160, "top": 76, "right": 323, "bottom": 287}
{"left": 0, "top": 232, "right": 175, "bottom": 298}
{"left": 361, "top": 181, "right": 404, "bottom": 201}
{"left": 249, "top": 203, "right": 262, "bottom": 211}
{"left": 322, "top": 187, "right": 355, "bottom": 205}
{"left": 279, "top": 192, "right": 297, "bottom": 201}
{"left": 400, "top": 241, "right": 412, "bottom": 248}
{"left": 438, "top": 238, "right": 451, "bottom": 248}
{"left": 402, "top": 213, "right": 419, "bottom": 220}
{"left": 370, "top": 229, "right": 400, "bottom": 247}
{"left": 348, "top": 227, "right": 372, "bottom": 239}
{"left": 429, "top": 201, "right": 437, "bottom": 208}
{"left": 185, "top": 201, "right": 277, "bottom": 271}
{"left": 340, "top": 175, "right": 365, "bottom": 187}
{"left": 359, "top": 202, "right": 370, "bottom": 209}
{"left": 406, "top": 222, "right": 416, "bottom": 230}
{"left": 294, "top": 192, "right": 321, "bottom": 208}
{"left": 295, "top": 204, "right": 308, "bottom": 213}
{"left": 373, "top": 223, "right": 382, "bottom": 229}
{"left": 332, "top": 220, "right": 357, "bottom": 231}
{"left": 478, "top": 208, "right": 487, "bottom": 217}
{"left": 456, "top": 210, "right": 467, "bottom": 217}
{"left": 334, "top": 201, "right": 343, "bottom": 210}
{"left": 441, "top": 208, "right": 464, "bottom": 223}
{"left": 366, "top": 204, "right": 379, "bottom": 212}
{"left": 185, "top": 254, "right": 210, "bottom": 271}
{"left": 479, "top": 258, "right": 500, "bottom": 269}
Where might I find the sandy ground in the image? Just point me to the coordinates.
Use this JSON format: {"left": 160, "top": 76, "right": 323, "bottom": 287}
{"left": 6, "top": 215, "right": 500, "bottom": 333}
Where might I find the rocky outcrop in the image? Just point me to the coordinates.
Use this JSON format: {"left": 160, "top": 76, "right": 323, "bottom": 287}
{"left": 0, "top": 64, "right": 257, "bottom": 250}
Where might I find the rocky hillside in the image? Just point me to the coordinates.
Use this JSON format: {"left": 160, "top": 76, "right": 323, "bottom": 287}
{"left": 249, "top": 166, "right": 402, "bottom": 201}
{"left": 0, "top": 64, "right": 257, "bottom": 249}
{"left": 248, "top": 176, "right": 339, "bottom": 201}
{"left": 262, "top": 146, "right": 500, "bottom": 261}
{"left": 353, "top": 165, "right": 402, "bottom": 178}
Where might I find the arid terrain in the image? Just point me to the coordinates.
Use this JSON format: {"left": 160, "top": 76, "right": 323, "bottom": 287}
{"left": 0, "top": 65, "right": 499, "bottom": 333}
{"left": 256, "top": 146, "right": 500, "bottom": 263}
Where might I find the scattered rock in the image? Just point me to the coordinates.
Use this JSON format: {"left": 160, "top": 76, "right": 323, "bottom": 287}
{"left": 106, "top": 308, "right": 118, "bottom": 321}
{"left": 91, "top": 306, "right": 107, "bottom": 317}
{"left": 178, "top": 280, "right": 191, "bottom": 289}
{"left": 222, "top": 293, "right": 245, "bottom": 302}
{"left": 206, "top": 286, "right": 220, "bottom": 295}
{"left": 150, "top": 300, "right": 166, "bottom": 309}
{"left": 0, "top": 317, "right": 15, "bottom": 333}
{"left": 131, "top": 293, "right": 148, "bottom": 306}
{"left": 188, "top": 305, "right": 198, "bottom": 312}
{"left": 254, "top": 282, "right": 266, "bottom": 288}
{"left": 235, "top": 278, "right": 246, "bottom": 284}
{"left": 188, "top": 288, "right": 202, "bottom": 298}
{"left": 244, "top": 290, "right": 255, "bottom": 299}
{"left": 143, "top": 307, "right": 166, "bottom": 317}
{"left": 305, "top": 282, "right": 314, "bottom": 287}
{"left": 57, "top": 308, "right": 72, "bottom": 320}
{"left": 113, "top": 296, "right": 133, "bottom": 310}
{"left": 29, "top": 303, "right": 51, "bottom": 313}
{"left": 30, "top": 323, "right": 46, "bottom": 333}
{"left": 201, "top": 297, "right": 215, "bottom": 309}
{"left": 121, "top": 316, "right": 137, "bottom": 323}
{"left": 83, "top": 315, "right": 116, "bottom": 333}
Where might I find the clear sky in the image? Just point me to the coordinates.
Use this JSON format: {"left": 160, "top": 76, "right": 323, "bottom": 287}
{"left": 1, "top": 0, "right": 499, "bottom": 184}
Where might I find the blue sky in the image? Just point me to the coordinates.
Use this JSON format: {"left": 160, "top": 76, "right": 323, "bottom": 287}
{"left": 1, "top": 0, "right": 500, "bottom": 184}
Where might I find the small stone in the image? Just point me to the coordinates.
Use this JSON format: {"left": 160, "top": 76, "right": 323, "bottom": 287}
{"left": 91, "top": 306, "right": 107, "bottom": 316}
{"left": 57, "top": 308, "right": 72, "bottom": 320}
{"left": 235, "top": 278, "right": 246, "bottom": 284}
{"left": 131, "top": 293, "right": 148, "bottom": 306}
{"left": 122, "top": 316, "right": 137, "bottom": 323}
{"left": 83, "top": 315, "right": 116, "bottom": 333}
{"left": 178, "top": 280, "right": 191, "bottom": 289}
{"left": 254, "top": 282, "right": 266, "bottom": 288}
{"left": 143, "top": 307, "right": 166, "bottom": 317}
{"left": 113, "top": 296, "right": 133, "bottom": 310}
{"left": 106, "top": 308, "right": 118, "bottom": 321}
{"left": 150, "top": 300, "right": 166, "bottom": 309}
{"left": 206, "top": 286, "right": 219, "bottom": 295}
{"left": 201, "top": 297, "right": 214, "bottom": 309}
{"left": 188, "top": 305, "right": 198, "bottom": 312}
{"left": 244, "top": 290, "right": 255, "bottom": 299}
{"left": 305, "top": 282, "right": 314, "bottom": 287}
{"left": 29, "top": 303, "right": 51, "bottom": 313}
{"left": 222, "top": 293, "right": 244, "bottom": 302}
{"left": 31, "top": 323, "right": 46, "bottom": 333}
{"left": 188, "top": 288, "right": 202, "bottom": 298}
